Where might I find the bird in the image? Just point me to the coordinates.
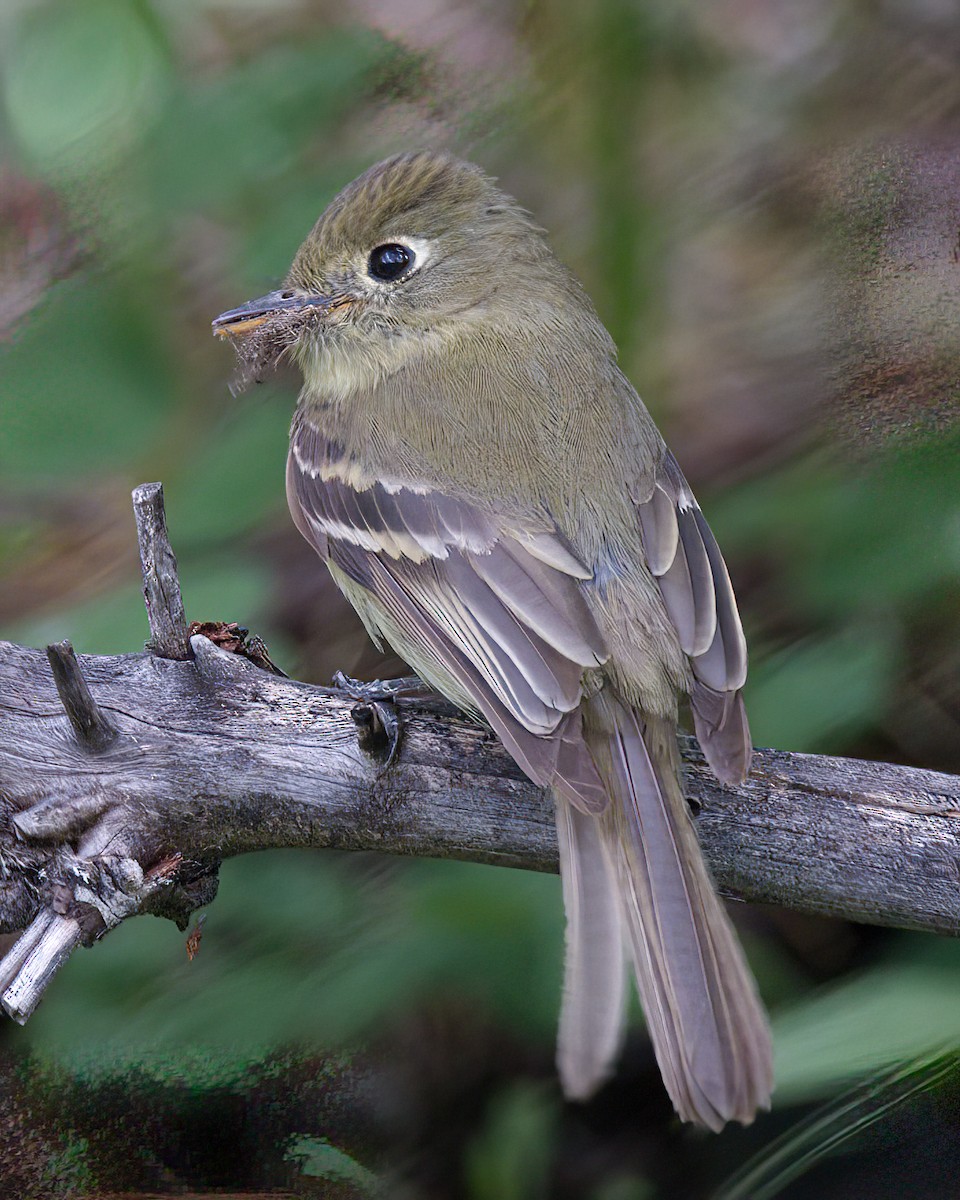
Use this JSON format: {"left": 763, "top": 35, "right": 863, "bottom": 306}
{"left": 213, "top": 150, "right": 773, "bottom": 1129}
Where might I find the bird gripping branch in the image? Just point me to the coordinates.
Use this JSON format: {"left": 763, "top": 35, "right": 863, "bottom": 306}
{"left": 214, "top": 151, "right": 772, "bottom": 1129}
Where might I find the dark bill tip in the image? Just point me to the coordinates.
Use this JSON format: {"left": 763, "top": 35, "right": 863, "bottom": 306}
{"left": 212, "top": 289, "right": 331, "bottom": 337}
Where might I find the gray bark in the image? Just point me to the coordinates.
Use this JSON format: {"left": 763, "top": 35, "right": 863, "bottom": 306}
{"left": 0, "top": 481, "right": 958, "bottom": 1022}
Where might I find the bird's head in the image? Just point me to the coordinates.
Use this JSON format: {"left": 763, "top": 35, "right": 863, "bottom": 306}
{"left": 213, "top": 151, "right": 559, "bottom": 394}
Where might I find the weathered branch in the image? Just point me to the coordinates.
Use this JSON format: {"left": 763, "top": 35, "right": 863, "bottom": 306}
{"left": 0, "top": 481, "right": 958, "bottom": 1022}
{"left": 132, "top": 481, "right": 189, "bottom": 660}
{"left": 1, "top": 914, "right": 82, "bottom": 1022}
{"left": 45, "top": 639, "right": 118, "bottom": 751}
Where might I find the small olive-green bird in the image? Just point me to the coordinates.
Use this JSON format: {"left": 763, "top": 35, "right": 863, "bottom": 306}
{"left": 214, "top": 151, "right": 772, "bottom": 1129}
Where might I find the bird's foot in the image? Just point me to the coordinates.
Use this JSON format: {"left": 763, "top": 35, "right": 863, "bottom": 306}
{"left": 330, "top": 672, "right": 430, "bottom": 766}
{"left": 330, "top": 672, "right": 428, "bottom": 703}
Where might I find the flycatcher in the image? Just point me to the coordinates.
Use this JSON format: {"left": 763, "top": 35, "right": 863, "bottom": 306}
{"left": 214, "top": 151, "right": 772, "bottom": 1129}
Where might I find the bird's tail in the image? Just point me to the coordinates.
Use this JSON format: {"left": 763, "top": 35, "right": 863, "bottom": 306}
{"left": 555, "top": 691, "right": 772, "bottom": 1130}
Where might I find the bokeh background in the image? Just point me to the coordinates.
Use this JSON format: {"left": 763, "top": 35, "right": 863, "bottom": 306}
{"left": 1, "top": 1, "right": 960, "bottom": 1196}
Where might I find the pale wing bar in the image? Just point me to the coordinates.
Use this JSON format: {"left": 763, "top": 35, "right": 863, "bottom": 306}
{"left": 287, "top": 420, "right": 611, "bottom": 810}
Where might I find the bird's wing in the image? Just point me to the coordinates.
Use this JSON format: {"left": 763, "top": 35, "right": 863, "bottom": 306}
{"left": 287, "top": 418, "right": 610, "bottom": 811}
{"left": 288, "top": 420, "right": 770, "bottom": 1127}
{"left": 634, "top": 450, "right": 752, "bottom": 784}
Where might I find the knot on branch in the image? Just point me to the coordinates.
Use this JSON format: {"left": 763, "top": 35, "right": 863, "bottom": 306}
{"left": 0, "top": 842, "right": 221, "bottom": 1023}
{"left": 48, "top": 850, "right": 219, "bottom": 942}
{"left": 50, "top": 854, "right": 146, "bottom": 943}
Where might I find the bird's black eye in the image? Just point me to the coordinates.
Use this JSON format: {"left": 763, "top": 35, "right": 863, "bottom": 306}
{"left": 368, "top": 243, "right": 414, "bottom": 282}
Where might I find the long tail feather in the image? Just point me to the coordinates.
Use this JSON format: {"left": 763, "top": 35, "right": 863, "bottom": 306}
{"left": 557, "top": 692, "right": 772, "bottom": 1129}
{"left": 555, "top": 794, "right": 627, "bottom": 1099}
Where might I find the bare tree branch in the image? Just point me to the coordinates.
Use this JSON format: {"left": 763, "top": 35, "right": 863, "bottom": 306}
{"left": 0, "top": 482, "right": 958, "bottom": 1021}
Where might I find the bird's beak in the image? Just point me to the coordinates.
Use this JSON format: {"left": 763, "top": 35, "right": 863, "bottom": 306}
{"left": 212, "top": 289, "right": 333, "bottom": 338}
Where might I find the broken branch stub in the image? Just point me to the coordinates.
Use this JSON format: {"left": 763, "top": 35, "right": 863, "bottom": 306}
{"left": 132, "top": 481, "right": 190, "bottom": 660}
{"left": 45, "top": 639, "right": 118, "bottom": 752}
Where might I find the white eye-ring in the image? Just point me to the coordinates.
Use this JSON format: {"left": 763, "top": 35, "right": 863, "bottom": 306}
{"left": 366, "top": 236, "right": 433, "bottom": 283}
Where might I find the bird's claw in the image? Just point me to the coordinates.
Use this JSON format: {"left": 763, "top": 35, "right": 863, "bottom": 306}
{"left": 350, "top": 700, "right": 402, "bottom": 765}
{"left": 330, "top": 672, "right": 427, "bottom": 702}
{"left": 330, "top": 673, "right": 427, "bottom": 766}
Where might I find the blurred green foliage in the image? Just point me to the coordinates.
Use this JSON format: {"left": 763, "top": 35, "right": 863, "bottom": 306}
{"left": 290, "top": 1135, "right": 380, "bottom": 1189}
{"left": 26, "top": 855, "right": 565, "bottom": 1058}
{"left": 1, "top": 0, "right": 959, "bottom": 1196}
{"left": 465, "top": 1081, "right": 557, "bottom": 1200}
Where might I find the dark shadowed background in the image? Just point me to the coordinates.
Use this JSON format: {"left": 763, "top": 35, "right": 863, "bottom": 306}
{"left": 1, "top": 1, "right": 959, "bottom": 1196}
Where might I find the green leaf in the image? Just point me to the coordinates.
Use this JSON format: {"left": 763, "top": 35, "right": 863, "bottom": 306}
{"left": 774, "top": 963, "right": 960, "bottom": 1102}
